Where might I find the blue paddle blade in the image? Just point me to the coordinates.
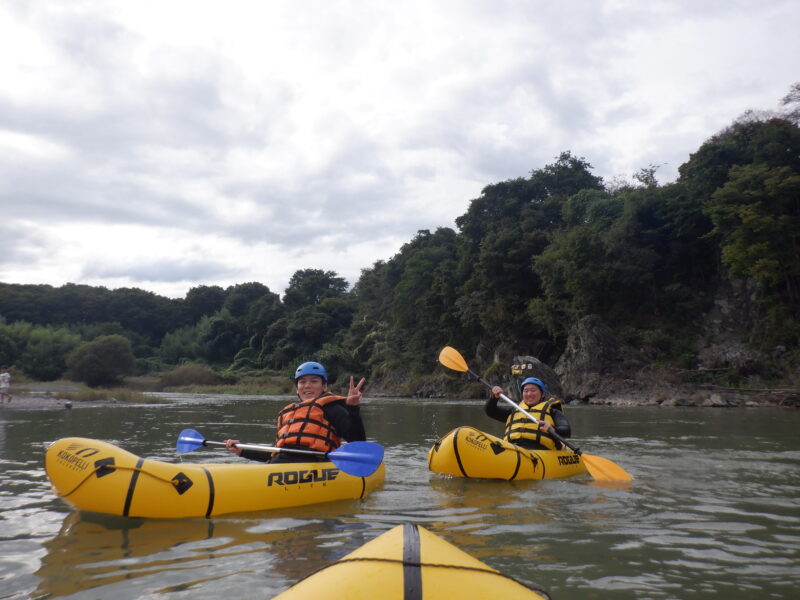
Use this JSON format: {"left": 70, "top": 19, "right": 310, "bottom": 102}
{"left": 327, "top": 441, "right": 384, "bottom": 477}
{"left": 176, "top": 428, "right": 206, "bottom": 453}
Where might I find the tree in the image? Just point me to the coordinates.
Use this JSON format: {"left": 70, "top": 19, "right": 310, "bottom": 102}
{"left": 282, "top": 269, "right": 349, "bottom": 309}
{"left": 199, "top": 310, "right": 246, "bottom": 364}
{"left": 18, "top": 326, "right": 81, "bottom": 381}
{"left": 66, "top": 334, "right": 135, "bottom": 387}
{"left": 453, "top": 153, "right": 603, "bottom": 354}
{"left": 341, "top": 261, "right": 395, "bottom": 373}
{"left": 633, "top": 164, "right": 662, "bottom": 188}
{"left": 243, "top": 291, "right": 284, "bottom": 353}
{"left": 40, "top": 283, "right": 110, "bottom": 324}
{"left": 0, "top": 284, "right": 58, "bottom": 323}
{"left": 387, "top": 229, "right": 461, "bottom": 372}
{"left": 531, "top": 179, "right": 718, "bottom": 349}
{"left": 705, "top": 163, "right": 800, "bottom": 306}
{"left": 260, "top": 317, "right": 291, "bottom": 368}
{"left": 183, "top": 285, "right": 226, "bottom": 323}
{"left": 159, "top": 324, "right": 203, "bottom": 365}
{"left": 534, "top": 151, "right": 604, "bottom": 198}
{"left": 105, "top": 287, "right": 181, "bottom": 343}
{"left": 222, "top": 282, "right": 271, "bottom": 317}
{"left": 0, "top": 319, "right": 23, "bottom": 367}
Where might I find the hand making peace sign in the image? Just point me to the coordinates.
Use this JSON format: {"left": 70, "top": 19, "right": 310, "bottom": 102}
{"left": 346, "top": 376, "right": 366, "bottom": 406}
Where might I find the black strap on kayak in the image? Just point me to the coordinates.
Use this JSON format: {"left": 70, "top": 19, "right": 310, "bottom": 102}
{"left": 452, "top": 427, "right": 469, "bottom": 477}
{"left": 403, "top": 523, "right": 422, "bottom": 600}
{"left": 202, "top": 467, "right": 215, "bottom": 518}
{"left": 122, "top": 458, "right": 145, "bottom": 517}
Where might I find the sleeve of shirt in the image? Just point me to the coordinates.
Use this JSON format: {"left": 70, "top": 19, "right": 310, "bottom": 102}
{"left": 484, "top": 395, "right": 514, "bottom": 422}
{"left": 238, "top": 448, "right": 273, "bottom": 462}
{"left": 324, "top": 402, "right": 367, "bottom": 442}
{"left": 552, "top": 408, "right": 571, "bottom": 439}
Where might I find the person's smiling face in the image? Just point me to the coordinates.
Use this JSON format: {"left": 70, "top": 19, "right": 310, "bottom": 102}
{"left": 296, "top": 375, "right": 326, "bottom": 400}
{"left": 522, "top": 384, "right": 543, "bottom": 404}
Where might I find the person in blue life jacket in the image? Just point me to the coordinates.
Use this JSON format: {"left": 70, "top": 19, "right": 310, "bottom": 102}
{"left": 486, "top": 377, "right": 571, "bottom": 451}
{"left": 224, "top": 361, "right": 367, "bottom": 463}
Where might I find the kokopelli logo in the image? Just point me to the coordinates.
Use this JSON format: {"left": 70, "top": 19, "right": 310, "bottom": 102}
{"left": 465, "top": 430, "right": 492, "bottom": 450}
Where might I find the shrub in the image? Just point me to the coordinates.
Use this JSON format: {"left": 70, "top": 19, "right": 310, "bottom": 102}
{"left": 66, "top": 335, "right": 135, "bottom": 387}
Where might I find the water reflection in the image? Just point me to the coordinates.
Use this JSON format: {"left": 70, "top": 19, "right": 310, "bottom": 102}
{"left": 33, "top": 501, "right": 379, "bottom": 599}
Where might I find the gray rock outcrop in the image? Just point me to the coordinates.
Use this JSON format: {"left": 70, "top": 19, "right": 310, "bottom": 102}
{"left": 694, "top": 276, "right": 765, "bottom": 373}
{"left": 501, "top": 356, "right": 564, "bottom": 403}
{"left": 554, "top": 314, "right": 647, "bottom": 402}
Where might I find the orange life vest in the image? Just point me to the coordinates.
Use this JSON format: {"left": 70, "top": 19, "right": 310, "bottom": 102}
{"left": 275, "top": 393, "right": 344, "bottom": 452}
{"left": 503, "top": 398, "right": 564, "bottom": 450}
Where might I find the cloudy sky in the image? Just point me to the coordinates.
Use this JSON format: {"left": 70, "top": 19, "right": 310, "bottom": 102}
{"left": 1, "top": 1, "right": 797, "bottom": 299}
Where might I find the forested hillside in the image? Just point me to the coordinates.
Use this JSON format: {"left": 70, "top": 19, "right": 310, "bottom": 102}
{"left": 1, "top": 109, "right": 798, "bottom": 392}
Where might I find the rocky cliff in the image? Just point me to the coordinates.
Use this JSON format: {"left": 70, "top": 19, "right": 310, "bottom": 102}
{"left": 553, "top": 314, "right": 799, "bottom": 408}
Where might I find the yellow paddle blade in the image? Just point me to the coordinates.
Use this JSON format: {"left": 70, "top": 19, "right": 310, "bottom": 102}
{"left": 438, "top": 346, "right": 469, "bottom": 373}
{"left": 582, "top": 454, "right": 633, "bottom": 482}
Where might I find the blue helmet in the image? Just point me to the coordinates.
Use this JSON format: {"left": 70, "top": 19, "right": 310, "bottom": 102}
{"left": 294, "top": 361, "right": 328, "bottom": 382}
{"left": 520, "top": 377, "right": 547, "bottom": 396}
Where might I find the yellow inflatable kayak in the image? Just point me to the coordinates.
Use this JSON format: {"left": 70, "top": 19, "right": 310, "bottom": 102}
{"left": 274, "top": 523, "right": 551, "bottom": 599}
{"left": 44, "top": 437, "right": 385, "bottom": 518}
{"left": 428, "top": 426, "right": 587, "bottom": 480}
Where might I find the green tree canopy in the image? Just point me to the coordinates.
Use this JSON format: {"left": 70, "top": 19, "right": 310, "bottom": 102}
{"left": 282, "top": 269, "right": 349, "bottom": 310}
{"left": 223, "top": 282, "right": 272, "bottom": 317}
{"left": 17, "top": 325, "right": 81, "bottom": 381}
{"left": 183, "top": 285, "right": 226, "bottom": 323}
{"left": 706, "top": 163, "right": 800, "bottom": 308}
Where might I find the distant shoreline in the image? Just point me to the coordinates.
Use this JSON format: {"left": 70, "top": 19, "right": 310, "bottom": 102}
{"left": 1, "top": 380, "right": 797, "bottom": 410}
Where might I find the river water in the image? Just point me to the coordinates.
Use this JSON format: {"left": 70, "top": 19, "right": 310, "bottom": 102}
{"left": 0, "top": 394, "right": 798, "bottom": 599}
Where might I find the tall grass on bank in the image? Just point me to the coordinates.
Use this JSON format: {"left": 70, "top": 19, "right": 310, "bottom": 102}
{"left": 160, "top": 377, "right": 294, "bottom": 395}
{"left": 157, "top": 363, "right": 294, "bottom": 395}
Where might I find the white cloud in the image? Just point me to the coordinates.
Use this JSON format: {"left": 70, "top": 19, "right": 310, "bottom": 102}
{"left": 0, "top": 0, "right": 798, "bottom": 297}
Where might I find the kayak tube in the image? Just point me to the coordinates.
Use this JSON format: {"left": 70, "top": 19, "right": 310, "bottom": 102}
{"left": 428, "top": 426, "right": 588, "bottom": 480}
{"left": 273, "top": 522, "right": 551, "bottom": 599}
{"left": 44, "top": 437, "right": 384, "bottom": 518}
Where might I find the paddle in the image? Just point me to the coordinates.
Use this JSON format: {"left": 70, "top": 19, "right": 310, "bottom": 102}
{"left": 176, "top": 428, "right": 384, "bottom": 477}
{"left": 438, "top": 346, "right": 633, "bottom": 482}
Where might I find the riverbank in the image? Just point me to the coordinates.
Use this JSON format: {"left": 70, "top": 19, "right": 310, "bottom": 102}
{"left": 2, "top": 379, "right": 797, "bottom": 411}
{"left": 1, "top": 384, "right": 81, "bottom": 410}
{"left": 0, "top": 382, "right": 162, "bottom": 410}
{"left": 579, "top": 383, "right": 800, "bottom": 408}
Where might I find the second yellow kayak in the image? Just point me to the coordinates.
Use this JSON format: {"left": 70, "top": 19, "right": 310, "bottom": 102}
{"left": 428, "top": 426, "right": 588, "bottom": 480}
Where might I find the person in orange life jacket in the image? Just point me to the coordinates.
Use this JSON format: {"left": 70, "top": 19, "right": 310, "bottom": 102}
{"left": 485, "top": 377, "right": 571, "bottom": 450}
{"left": 224, "top": 361, "right": 367, "bottom": 464}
